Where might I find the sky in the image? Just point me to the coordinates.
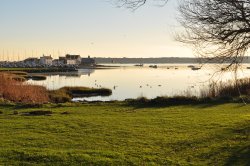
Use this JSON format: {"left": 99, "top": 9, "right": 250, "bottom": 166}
{"left": 0, "top": 0, "right": 194, "bottom": 60}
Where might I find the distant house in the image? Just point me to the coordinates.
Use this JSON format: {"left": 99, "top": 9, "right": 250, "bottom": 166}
{"left": 40, "top": 55, "right": 53, "bottom": 66}
{"left": 66, "top": 59, "right": 77, "bottom": 65}
{"left": 81, "top": 56, "right": 96, "bottom": 66}
{"left": 65, "top": 54, "right": 81, "bottom": 65}
{"left": 59, "top": 56, "right": 77, "bottom": 65}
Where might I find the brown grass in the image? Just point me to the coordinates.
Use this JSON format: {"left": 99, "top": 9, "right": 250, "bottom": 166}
{"left": 0, "top": 73, "right": 49, "bottom": 104}
{"left": 200, "top": 78, "right": 250, "bottom": 99}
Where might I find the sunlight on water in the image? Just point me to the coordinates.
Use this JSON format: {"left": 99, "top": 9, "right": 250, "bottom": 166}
{"left": 27, "top": 64, "right": 250, "bottom": 101}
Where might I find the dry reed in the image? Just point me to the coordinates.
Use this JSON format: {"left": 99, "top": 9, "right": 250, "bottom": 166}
{"left": 0, "top": 73, "right": 49, "bottom": 104}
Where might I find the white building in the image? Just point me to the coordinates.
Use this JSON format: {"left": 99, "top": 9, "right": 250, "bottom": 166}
{"left": 40, "top": 55, "right": 53, "bottom": 66}
{"left": 65, "top": 54, "right": 81, "bottom": 65}
{"left": 66, "top": 59, "right": 77, "bottom": 65}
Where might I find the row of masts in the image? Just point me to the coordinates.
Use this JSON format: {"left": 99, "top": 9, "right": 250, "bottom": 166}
{"left": 0, "top": 49, "right": 81, "bottom": 62}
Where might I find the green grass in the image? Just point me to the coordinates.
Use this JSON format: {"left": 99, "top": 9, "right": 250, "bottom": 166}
{"left": 0, "top": 102, "right": 249, "bottom": 165}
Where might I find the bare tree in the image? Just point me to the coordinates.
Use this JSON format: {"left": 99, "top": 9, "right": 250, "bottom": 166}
{"left": 119, "top": 0, "right": 250, "bottom": 71}
{"left": 178, "top": 0, "right": 250, "bottom": 71}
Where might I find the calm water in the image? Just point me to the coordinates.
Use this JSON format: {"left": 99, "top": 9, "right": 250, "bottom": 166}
{"left": 27, "top": 64, "right": 250, "bottom": 101}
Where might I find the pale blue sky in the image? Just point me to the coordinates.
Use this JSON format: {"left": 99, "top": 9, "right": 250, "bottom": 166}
{"left": 0, "top": 0, "right": 193, "bottom": 60}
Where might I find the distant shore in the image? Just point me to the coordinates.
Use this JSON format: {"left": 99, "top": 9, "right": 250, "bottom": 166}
{"left": 94, "top": 57, "right": 250, "bottom": 64}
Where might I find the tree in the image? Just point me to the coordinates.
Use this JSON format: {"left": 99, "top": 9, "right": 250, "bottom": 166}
{"left": 119, "top": 0, "right": 250, "bottom": 71}
{"left": 178, "top": 0, "right": 250, "bottom": 71}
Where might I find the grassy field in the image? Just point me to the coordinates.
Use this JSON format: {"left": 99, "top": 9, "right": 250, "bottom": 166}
{"left": 0, "top": 102, "right": 249, "bottom": 165}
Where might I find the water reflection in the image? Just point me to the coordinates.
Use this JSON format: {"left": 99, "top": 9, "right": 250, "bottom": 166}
{"left": 27, "top": 64, "right": 250, "bottom": 101}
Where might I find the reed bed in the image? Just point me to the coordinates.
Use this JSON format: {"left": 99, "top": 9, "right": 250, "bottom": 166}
{"left": 200, "top": 78, "right": 250, "bottom": 99}
{"left": 0, "top": 73, "right": 49, "bottom": 104}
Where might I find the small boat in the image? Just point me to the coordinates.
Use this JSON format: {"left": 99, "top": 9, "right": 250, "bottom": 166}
{"left": 135, "top": 64, "right": 144, "bottom": 67}
{"left": 149, "top": 65, "right": 158, "bottom": 68}
{"left": 191, "top": 67, "right": 201, "bottom": 71}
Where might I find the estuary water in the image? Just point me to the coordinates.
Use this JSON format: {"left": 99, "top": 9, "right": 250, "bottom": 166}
{"left": 27, "top": 64, "right": 250, "bottom": 101}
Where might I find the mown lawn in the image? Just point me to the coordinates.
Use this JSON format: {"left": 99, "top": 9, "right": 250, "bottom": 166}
{"left": 0, "top": 102, "right": 249, "bottom": 165}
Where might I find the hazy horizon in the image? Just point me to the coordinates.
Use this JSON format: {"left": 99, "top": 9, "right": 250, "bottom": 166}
{"left": 0, "top": 0, "right": 194, "bottom": 61}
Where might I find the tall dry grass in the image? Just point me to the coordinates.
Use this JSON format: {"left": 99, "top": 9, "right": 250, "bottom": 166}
{"left": 200, "top": 78, "right": 250, "bottom": 99}
{"left": 0, "top": 73, "right": 49, "bottom": 104}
